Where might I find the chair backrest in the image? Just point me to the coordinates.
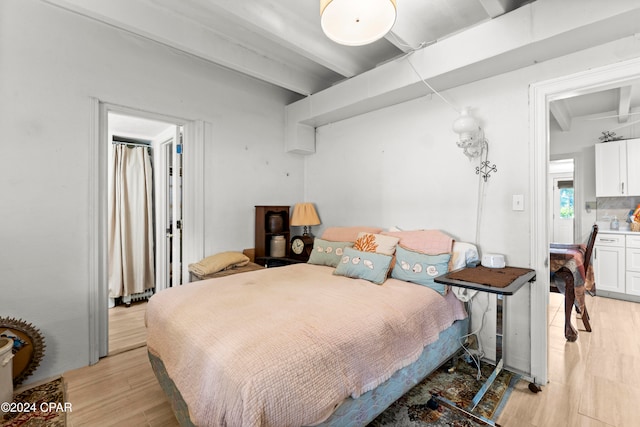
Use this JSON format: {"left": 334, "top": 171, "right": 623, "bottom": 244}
{"left": 583, "top": 224, "right": 598, "bottom": 272}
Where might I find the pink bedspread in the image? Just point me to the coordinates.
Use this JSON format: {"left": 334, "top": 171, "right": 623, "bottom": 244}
{"left": 146, "top": 263, "right": 466, "bottom": 427}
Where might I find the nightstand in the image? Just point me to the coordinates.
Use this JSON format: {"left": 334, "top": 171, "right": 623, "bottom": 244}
{"left": 255, "top": 256, "right": 305, "bottom": 268}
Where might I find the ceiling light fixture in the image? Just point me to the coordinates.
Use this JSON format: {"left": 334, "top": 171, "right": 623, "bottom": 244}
{"left": 320, "top": 0, "right": 397, "bottom": 46}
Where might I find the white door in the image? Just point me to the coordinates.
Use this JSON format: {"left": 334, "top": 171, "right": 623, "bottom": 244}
{"left": 152, "top": 126, "right": 183, "bottom": 290}
{"left": 552, "top": 177, "right": 574, "bottom": 243}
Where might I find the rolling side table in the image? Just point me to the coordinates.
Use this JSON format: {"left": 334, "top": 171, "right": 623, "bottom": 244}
{"left": 434, "top": 265, "right": 536, "bottom": 426}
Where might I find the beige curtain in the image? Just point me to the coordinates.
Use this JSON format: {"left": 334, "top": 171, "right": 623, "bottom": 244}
{"left": 108, "top": 144, "right": 155, "bottom": 298}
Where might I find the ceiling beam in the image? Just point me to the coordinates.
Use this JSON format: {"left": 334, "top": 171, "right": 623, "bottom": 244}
{"left": 286, "top": 0, "right": 640, "bottom": 152}
{"left": 478, "top": 0, "right": 521, "bottom": 18}
{"left": 184, "top": 0, "right": 369, "bottom": 78}
{"left": 41, "top": 0, "right": 331, "bottom": 95}
{"left": 549, "top": 100, "right": 572, "bottom": 132}
{"left": 618, "top": 85, "right": 632, "bottom": 123}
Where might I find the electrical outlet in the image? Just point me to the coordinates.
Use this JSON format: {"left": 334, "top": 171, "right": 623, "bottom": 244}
{"left": 512, "top": 194, "right": 524, "bottom": 211}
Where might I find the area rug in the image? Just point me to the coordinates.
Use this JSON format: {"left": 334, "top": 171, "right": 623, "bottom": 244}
{"left": 369, "top": 358, "right": 518, "bottom": 426}
{"left": 1, "top": 377, "right": 66, "bottom": 427}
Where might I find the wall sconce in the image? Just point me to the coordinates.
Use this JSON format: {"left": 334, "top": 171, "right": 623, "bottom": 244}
{"left": 291, "top": 203, "right": 321, "bottom": 236}
{"left": 320, "top": 0, "right": 397, "bottom": 46}
{"left": 452, "top": 108, "right": 497, "bottom": 181}
{"left": 452, "top": 108, "right": 487, "bottom": 160}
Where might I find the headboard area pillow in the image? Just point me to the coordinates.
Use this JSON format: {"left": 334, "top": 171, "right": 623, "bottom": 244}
{"left": 321, "top": 226, "right": 383, "bottom": 243}
{"left": 391, "top": 246, "right": 451, "bottom": 295}
{"left": 451, "top": 241, "right": 479, "bottom": 270}
{"left": 353, "top": 232, "right": 400, "bottom": 256}
{"left": 333, "top": 247, "right": 393, "bottom": 285}
{"left": 307, "top": 238, "right": 353, "bottom": 268}
{"left": 381, "top": 229, "right": 454, "bottom": 255}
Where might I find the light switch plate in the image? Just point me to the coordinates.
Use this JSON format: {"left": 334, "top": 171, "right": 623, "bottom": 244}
{"left": 513, "top": 195, "right": 524, "bottom": 211}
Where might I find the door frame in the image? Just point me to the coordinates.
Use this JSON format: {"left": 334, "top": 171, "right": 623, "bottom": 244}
{"left": 152, "top": 126, "right": 180, "bottom": 293}
{"left": 88, "top": 99, "right": 206, "bottom": 362}
{"left": 530, "top": 56, "right": 640, "bottom": 385}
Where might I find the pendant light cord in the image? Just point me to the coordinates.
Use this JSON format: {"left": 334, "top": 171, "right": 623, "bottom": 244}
{"left": 406, "top": 56, "right": 460, "bottom": 114}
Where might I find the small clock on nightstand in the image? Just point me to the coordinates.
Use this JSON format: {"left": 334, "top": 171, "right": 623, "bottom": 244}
{"left": 290, "top": 235, "right": 314, "bottom": 261}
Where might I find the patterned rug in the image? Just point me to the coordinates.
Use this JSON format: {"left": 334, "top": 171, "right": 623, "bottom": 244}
{"left": 369, "top": 358, "right": 517, "bottom": 426}
{"left": 1, "top": 377, "right": 66, "bottom": 427}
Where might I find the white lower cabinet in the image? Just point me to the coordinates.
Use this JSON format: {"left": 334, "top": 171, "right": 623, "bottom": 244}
{"left": 594, "top": 232, "right": 640, "bottom": 299}
{"left": 594, "top": 234, "right": 625, "bottom": 293}
{"left": 626, "top": 235, "right": 640, "bottom": 296}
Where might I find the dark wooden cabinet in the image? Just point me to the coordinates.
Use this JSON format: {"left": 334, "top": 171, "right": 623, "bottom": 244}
{"left": 255, "top": 205, "right": 290, "bottom": 259}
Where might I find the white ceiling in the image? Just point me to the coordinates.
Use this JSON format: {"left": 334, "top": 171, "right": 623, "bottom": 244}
{"left": 44, "top": 0, "right": 640, "bottom": 130}
{"left": 44, "top": 0, "right": 533, "bottom": 97}
{"left": 109, "top": 112, "right": 174, "bottom": 141}
{"left": 550, "top": 80, "right": 640, "bottom": 132}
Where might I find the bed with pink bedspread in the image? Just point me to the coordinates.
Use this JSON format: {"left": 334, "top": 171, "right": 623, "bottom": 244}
{"left": 146, "top": 228, "right": 476, "bottom": 427}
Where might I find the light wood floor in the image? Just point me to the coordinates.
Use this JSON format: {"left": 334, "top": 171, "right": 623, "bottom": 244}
{"left": 498, "top": 293, "right": 640, "bottom": 427}
{"left": 108, "top": 301, "right": 148, "bottom": 356}
{"left": 63, "top": 294, "right": 640, "bottom": 426}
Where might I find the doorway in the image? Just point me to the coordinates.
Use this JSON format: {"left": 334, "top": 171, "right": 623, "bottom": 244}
{"left": 530, "top": 56, "right": 640, "bottom": 385}
{"left": 549, "top": 159, "right": 575, "bottom": 244}
{"left": 88, "top": 99, "right": 206, "bottom": 363}
{"left": 107, "top": 112, "right": 183, "bottom": 354}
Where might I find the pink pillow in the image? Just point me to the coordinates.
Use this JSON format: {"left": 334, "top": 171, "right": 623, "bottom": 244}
{"left": 321, "top": 226, "right": 383, "bottom": 242}
{"left": 381, "top": 229, "right": 454, "bottom": 255}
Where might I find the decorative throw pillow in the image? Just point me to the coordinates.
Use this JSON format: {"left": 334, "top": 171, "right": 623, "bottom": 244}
{"left": 333, "top": 247, "right": 393, "bottom": 285}
{"left": 321, "top": 226, "right": 383, "bottom": 242}
{"left": 307, "top": 238, "right": 353, "bottom": 267}
{"left": 391, "top": 246, "right": 451, "bottom": 295}
{"left": 381, "top": 229, "right": 454, "bottom": 255}
{"left": 188, "top": 251, "right": 250, "bottom": 276}
{"left": 353, "top": 232, "right": 400, "bottom": 255}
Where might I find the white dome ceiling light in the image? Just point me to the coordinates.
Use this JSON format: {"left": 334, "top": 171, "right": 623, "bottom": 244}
{"left": 320, "top": 0, "right": 397, "bottom": 46}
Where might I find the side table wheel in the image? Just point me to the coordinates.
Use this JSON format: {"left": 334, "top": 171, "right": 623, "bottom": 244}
{"left": 528, "top": 382, "right": 542, "bottom": 393}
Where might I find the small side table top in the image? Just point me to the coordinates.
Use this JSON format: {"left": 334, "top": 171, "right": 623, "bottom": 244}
{"left": 435, "top": 265, "right": 536, "bottom": 295}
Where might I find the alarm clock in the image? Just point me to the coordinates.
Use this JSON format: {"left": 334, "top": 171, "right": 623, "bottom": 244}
{"left": 290, "top": 235, "right": 314, "bottom": 261}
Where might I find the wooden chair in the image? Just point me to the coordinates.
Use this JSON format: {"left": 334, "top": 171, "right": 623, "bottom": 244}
{"left": 550, "top": 224, "right": 598, "bottom": 342}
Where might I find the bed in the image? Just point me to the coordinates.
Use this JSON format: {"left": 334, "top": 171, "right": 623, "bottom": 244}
{"left": 146, "top": 229, "right": 477, "bottom": 427}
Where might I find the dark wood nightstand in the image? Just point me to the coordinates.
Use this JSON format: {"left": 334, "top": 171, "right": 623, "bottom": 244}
{"left": 255, "top": 256, "right": 306, "bottom": 268}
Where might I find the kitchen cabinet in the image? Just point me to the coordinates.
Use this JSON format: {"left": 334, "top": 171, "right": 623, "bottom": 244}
{"left": 595, "top": 138, "right": 640, "bottom": 197}
{"left": 594, "top": 233, "right": 626, "bottom": 294}
{"left": 594, "top": 232, "right": 640, "bottom": 299}
{"left": 626, "top": 234, "right": 640, "bottom": 296}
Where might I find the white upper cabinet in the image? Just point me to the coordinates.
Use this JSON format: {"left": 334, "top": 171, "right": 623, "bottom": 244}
{"left": 595, "top": 138, "right": 640, "bottom": 197}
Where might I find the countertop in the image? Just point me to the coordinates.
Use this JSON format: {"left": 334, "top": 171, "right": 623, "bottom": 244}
{"left": 598, "top": 228, "right": 639, "bottom": 235}
{"left": 595, "top": 220, "right": 639, "bottom": 235}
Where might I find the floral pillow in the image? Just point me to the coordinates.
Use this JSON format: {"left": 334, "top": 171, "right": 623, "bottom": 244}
{"left": 333, "top": 247, "right": 393, "bottom": 285}
{"left": 307, "top": 238, "right": 353, "bottom": 267}
{"left": 353, "top": 232, "right": 400, "bottom": 256}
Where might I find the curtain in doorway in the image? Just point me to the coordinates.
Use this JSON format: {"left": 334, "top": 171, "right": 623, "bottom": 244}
{"left": 108, "top": 145, "right": 155, "bottom": 298}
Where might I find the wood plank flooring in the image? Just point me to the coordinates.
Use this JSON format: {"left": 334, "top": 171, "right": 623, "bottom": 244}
{"left": 63, "top": 294, "right": 640, "bottom": 426}
{"left": 498, "top": 293, "right": 640, "bottom": 427}
{"left": 108, "top": 301, "right": 148, "bottom": 356}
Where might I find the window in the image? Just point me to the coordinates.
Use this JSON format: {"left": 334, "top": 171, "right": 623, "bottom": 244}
{"left": 558, "top": 180, "right": 574, "bottom": 219}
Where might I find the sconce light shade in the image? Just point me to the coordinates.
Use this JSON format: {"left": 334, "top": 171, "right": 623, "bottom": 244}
{"left": 291, "top": 203, "right": 321, "bottom": 235}
{"left": 452, "top": 108, "right": 485, "bottom": 159}
{"left": 452, "top": 108, "right": 479, "bottom": 144}
{"left": 320, "top": 0, "right": 397, "bottom": 46}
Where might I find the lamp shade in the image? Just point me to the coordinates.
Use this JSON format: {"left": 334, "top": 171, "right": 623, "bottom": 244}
{"left": 452, "top": 108, "right": 479, "bottom": 135}
{"left": 291, "top": 203, "right": 321, "bottom": 226}
{"left": 320, "top": 0, "right": 397, "bottom": 46}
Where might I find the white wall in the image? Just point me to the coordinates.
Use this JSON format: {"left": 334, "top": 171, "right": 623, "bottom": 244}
{"left": 0, "top": 0, "right": 303, "bottom": 383}
{"left": 306, "top": 36, "right": 640, "bottom": 373}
